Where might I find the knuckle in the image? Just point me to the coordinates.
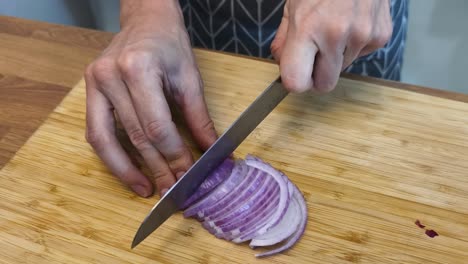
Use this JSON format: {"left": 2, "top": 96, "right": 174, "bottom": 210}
{"left": 117, "top": 50, "right": 150, "bottom": 79}
{"left": 326, "top": 21, "right": 350, "bottom": 45}
{"left": 201, "top": 119, "right": 215, "bottom": 133}
{"left": 92, "top": 57, "right": 117, "bottom": 85}
{"left": 152, "top": 169, "right": 175, "bottom": 191}
{"left": 86, "top": 127, "right": 108, "bottom": 152}
{"left": 353, "top": 23, "right": 372, "bottom": 46}
{"left": 177, "top": 70, "right": 203, "bottom": 97}
{"left": 145, "top": 120, "right": 173, "bottom": 145}
{"left": 152, "top": 168, "right": 170, "bottom": 181}
{"left": 377, "top": 25, "right": 393, "bottom": 47}
{"left": 128, "top": 128, "right": 151, "bottom": 151}
{"left": 168, "top": 148, "right": 190, "bottom": 164}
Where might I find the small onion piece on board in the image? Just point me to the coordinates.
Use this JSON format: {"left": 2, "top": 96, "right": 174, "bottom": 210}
{"left": 183, "top": 155, "right": 308, "bottom": 257}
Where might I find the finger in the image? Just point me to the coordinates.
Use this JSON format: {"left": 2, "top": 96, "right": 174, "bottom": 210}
{"left": 359, "top": 24, "right": 392, "bottom": 57}
{"left": 313, "top": 46, "right": 344, "bottom": 93}
{"left": 358, "top": 2, "right": 393, "bottom": 58}
{"left": 342, "top": 24, "right": 372, "bottom": 70}
{"left": 342, "top": 42, "right": 363, "bottom": 71}
{"left": 177, "top": 69, "right": 218, "bottom": 151}
{"left": 271, "top": 16, "right": 289, "bottom": 63}
{"left": 279, "top": 26, "right": 318, "bottom": 93}
{"left": 118, "top": 53, "right": 194, "bottom": 179}
{"left": 84, "top": 70, "right": 153, "bottom": 197}
{"left": 96, "top": 72, "right": 177, "bottom": 196}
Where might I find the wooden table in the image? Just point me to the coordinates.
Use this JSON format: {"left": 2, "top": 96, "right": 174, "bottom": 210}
{"left": 0, "top": 17, "right": 468, "bottom": 263}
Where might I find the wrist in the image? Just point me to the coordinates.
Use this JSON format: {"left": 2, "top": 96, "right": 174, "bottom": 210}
{"left": 120, "top": 0, "right": 181, "bottom": 28}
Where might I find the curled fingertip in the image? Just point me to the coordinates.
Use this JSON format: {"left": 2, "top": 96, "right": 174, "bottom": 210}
{"left": 280, "top": 73, "right": 313, "bottom": 93}
{"left": 312, "top": 80, "right": 337, "bottom": 94}
{"left": 131, "top": 184, "right": 153, "bottom": 198}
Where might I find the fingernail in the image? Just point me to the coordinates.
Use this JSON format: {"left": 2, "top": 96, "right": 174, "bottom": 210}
{"left": 132, "top": 185, "right": 150, "bottom": 197}
{"left": 161, "top": 188, "right": 169, "bottom": 196}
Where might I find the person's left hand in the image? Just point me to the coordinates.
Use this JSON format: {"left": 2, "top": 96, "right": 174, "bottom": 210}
{"left": 271, "top": 0, "right": 393, "bottom": 93}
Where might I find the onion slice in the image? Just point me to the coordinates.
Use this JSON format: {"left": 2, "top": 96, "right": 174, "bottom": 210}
{"left": 204, "top": 175, "right": 274, "bottom": 222}
{"left": 254, "top": 182, "right": 308, "bottom": 257}
{"left": 249, "top": 182, "right": 300, "bottom": 247}
{"left": 236, "top": 158, "right": 290, "bottom": 238}
{"left": 183, "top": 160, "right": 248, "bottom": 218}
{"left": 181, "top": 159, "right": 234, "bottom": 209}
{"left": 182, "top": 155, "right": 308, "bottom": 257}
{"left": 201, "top": 169, "right": 265, "bottom": 221}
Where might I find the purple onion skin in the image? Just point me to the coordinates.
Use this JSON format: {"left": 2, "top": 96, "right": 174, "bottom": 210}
{"left": 183, "top": 161, "right": 248, "bottom": 218}
{"left": 207, "top": 185, "right": 280, "bottom": 240}
{"left": 201, "top": 169, "right": 264, "bottom": 221}
{"left": 183, "top": 155, "right": 308, "bottom": 258}
{"left": 227, "top": 196, "right": 279, "bottom": 242}
{"left": 181, "top": 159, "right": 235, "bottom": 209}
{"left": 203, "top": 195, "right": 278, "bottom": 240}
{"left": 254, "top": 182, "right": 307, "bottom": 257}
{"left": 201, "top": 176, "right": 270, "bottom": 232}
{"left": 204, "top": 172, "right": 270, "bottom": 222}
{"left": 200, "top": 176, "right": 278, "bottom": 238}
{"left": 234, "top": 159, "right": 291, "bottom": 243}
{"left": 213, "top": 184, "right": 279, "bottom": 231}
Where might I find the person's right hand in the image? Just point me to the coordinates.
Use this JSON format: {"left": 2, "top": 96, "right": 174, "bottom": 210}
{"left": 84, "top": 0, "right": 217, "bottom": 197}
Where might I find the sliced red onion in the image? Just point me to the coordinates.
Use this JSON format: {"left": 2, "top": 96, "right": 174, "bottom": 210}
{"left": 205, "top": 176, "right": 276, "bottom": 224}
{"left": 236, "top": 158, "right": 290, "bottom": 238}
{"left": 183, "top": 160, "right": 248, "bottom": 218}
{"left": 202, "top": 184, "right": 278, "bottom": 235}
{"left": 201, "top": 169, "right": 266, "bottom": 221}
{"left": 254, "top": 182, "right": 308, "bottom": 257}
{"left": 211, "top": 186, "right": 279, "bottom": 237}
{"left": 221, "top": 195, "right": 279, "bottom": 241}
{"left": 205, "top": 177, "right": 279, "bottom": 222}
{"left": 212, "top": 180, "right": 279, "bottom": 231}
{"left": 181, "top": 159, "right": 234, "bottom": 208}
{"left": 182, "top": 155, "right": 308, "bottom": 258}
{"left": 230, "top": 181, "right": 293, "bottom": 243}
{"left": 249, "top": 184, "right": 300, "bottom": 246}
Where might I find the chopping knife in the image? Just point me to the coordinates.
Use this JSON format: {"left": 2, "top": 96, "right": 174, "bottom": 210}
{"left": 131, "top": 77, "right": 288, "bottom": 248}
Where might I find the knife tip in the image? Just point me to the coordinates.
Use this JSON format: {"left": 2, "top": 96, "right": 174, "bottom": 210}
{"left": 131, "top": 238, "right": 140, "bottom": 249}
{"left": 131, "top": 233, "right": 143, "bottom": 249}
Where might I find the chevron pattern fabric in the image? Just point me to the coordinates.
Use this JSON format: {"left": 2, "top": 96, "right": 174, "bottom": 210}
{"left": 179, "top": 0, "right": 408, "bottom": 81}
{"left": 344, "top": 0, "right": 409, "bottom": 81}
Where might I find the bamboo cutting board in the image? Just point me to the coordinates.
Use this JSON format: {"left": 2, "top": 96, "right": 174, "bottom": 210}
{"left": 1, "top": 49, "right": 468, "bottom": 264}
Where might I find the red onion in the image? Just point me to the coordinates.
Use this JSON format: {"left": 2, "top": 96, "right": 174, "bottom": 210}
{"left": 183, "top": 155, "right": 307, "bottom": 257}
{"left": 181, "top": 159, "right": 235, "bottom": 209}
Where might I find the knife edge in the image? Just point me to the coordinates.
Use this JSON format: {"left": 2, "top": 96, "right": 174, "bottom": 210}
{"left": 131, "top": 77, "right": 288, "bottom": 248}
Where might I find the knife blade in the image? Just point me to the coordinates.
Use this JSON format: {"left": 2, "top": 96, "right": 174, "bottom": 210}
{"left": 131, "top": 77, "right": 288, "bottom": 248}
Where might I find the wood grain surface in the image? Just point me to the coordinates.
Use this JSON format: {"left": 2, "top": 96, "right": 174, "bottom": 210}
{"left": 0, "top": 16, "right": 105, "bottom": 169}
{"left": 1, "top": 49, "right": 467, "bottom": 263}
{"left": 0, "top": 75, "right": 69, "bottom": 167}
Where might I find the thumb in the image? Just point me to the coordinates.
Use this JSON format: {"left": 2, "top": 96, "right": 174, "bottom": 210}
{"left": 279, "top": 27, "right": 318, "bottom": 93}
{"left": 178, "top": 72, "right": 218, "bottom": 151}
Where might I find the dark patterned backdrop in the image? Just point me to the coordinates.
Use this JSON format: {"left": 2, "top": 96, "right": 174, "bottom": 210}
{"left": 179, "top": 0, "right": 408, "bottom": 81}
